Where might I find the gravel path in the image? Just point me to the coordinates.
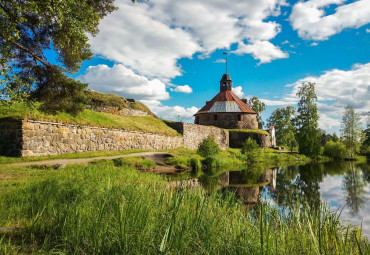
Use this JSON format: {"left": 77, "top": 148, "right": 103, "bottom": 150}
{"left": 7, "top": 152, "right": 169, "bottom": 167}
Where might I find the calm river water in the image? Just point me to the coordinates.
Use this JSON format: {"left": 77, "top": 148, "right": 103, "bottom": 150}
{"left": 168, "top": 161, "right": 370, "bottom": 237}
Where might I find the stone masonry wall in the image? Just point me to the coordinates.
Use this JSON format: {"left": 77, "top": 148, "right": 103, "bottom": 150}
{"left": 20, "top": 120, "right": 183, "bottom": 157}
{"left": 0, "top": 119, "right": 268, "bottom": 157}
{"left": 229, "top": 131, "right": 271, "bottom": 148}
{"left": 167, "top": 122, "right": 229, "bottom": 150}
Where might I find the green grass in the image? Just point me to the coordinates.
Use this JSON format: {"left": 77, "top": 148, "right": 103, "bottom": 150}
{"left": 86, "top": 90, "right": 154, "bottom": 116}
{"left": 0, "top": 103, "right": 180, "bottom": 136}
{"left": 0, "top": 149, "right": 149, "bottom": 165}
{"left": 0, "top": 162, "right": 368, "bottom": 254}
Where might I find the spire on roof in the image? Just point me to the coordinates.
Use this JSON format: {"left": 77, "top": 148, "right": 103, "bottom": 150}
{"left": 220, "top": 73, "right": 232, "bottom": 92}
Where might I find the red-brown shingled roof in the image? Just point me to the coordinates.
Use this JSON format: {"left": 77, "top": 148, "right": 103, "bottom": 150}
{"left": 196, "top": 90, "right": 256, "bottom": 114}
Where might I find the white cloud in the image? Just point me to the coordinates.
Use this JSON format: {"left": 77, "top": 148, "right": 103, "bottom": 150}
{"left": 283, "top": 62, "right": 370, "bottom": 129}
{"left": 89, "top": 2, "right": 200, "bottom": 79}
{"left": 260, "top": 99, "right": 295, "bottom": 106}
{"left": 214, "top": 59, "right": 226, "bottom": 63}
{"left": 140, "top": 100, "right": 199, "bottom": 121}
{"left": 311, "top": 42, "right": 318, "bottom": 46}
{"left": 366, "top": 28, "right": 370, "bottom": 33}
{"left": 290, "top": 0, "right": 370, "bottom": 40}
{"left": 232, "top": 41, "right": 289, "bottom": 64}
{"left": 173, "top": 85, "right": 193, "bottom": 94}
{"left": 89, "top": 0, "right": 289, "bottom": 81}
{"left": 77, "top": 64, "right": 169, "bottom": 100}
{"left": 232, "top": 86, "right": 245, "bottom": 98}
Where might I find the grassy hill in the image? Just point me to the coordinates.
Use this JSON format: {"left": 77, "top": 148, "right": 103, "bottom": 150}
{"left": 85, "top": 90, "right": 154, "bottom": 116}
{"left": 0, "top": 103, "right": 180, "bottom": 137}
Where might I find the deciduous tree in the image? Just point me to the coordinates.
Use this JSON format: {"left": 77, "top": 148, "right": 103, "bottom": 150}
{"left": 341, "top": 105, "right": 363, "bottom": 158}
{"left": 247, "top": 96, "right": 266, "bottom": 129}
{"left": 295, "top": 82, "right": 321, "bottom": 158}
{"left": 266, "top": 106, "right": 296, "bottom": 148}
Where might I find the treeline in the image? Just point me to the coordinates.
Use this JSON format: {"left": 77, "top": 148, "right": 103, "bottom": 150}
{"left": 257, "top": 82, "right": 369, "bottom": 160}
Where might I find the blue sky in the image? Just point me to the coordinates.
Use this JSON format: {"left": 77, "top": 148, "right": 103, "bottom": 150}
{"left": 75, "top": 0, "right": 370, "bottom": 134}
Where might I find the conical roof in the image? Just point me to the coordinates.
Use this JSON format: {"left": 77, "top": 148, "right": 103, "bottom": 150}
{"left": 195, "top": 90, "right": 256, "bottom": 114}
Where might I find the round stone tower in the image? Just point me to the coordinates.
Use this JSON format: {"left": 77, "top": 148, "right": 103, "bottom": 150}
{"left": 194, "top": 73, "right": 258, "bottom": 129}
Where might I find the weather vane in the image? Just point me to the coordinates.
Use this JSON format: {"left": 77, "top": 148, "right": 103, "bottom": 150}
{"left": 223, "top": 52, "right": 228, "bottom": 74}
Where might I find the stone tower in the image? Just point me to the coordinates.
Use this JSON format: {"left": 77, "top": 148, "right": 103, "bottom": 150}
{"left": 194, "top": 73, "right": 258, "bottom": 129}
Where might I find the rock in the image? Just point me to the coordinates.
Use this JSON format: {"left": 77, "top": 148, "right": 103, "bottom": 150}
{"left": 53, "top": 163, "right": 66, "bottom": 170}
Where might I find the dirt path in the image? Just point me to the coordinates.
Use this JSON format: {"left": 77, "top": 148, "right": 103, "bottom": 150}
{"left": 7, "top": 152, "right": 170, "bottom": 167}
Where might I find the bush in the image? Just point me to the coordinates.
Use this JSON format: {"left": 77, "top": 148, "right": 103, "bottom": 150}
{"left": 190, "top": 157, "right": 202, "bottom": 171}
{"left": 241, "top": 138, "right": 259, "bottom": 154}
{"left": 323, "top": 141, "right": 347, "bottom": 160}
{"left": 201, "top": 157, "right": 221, "bottom": 169}
{"left": 197, "top": 135, "right": 221, "bottom": 157}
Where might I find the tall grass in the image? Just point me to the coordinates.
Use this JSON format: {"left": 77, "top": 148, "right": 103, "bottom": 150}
{"left": 0, "top": 161, "right": 368, "bottom": 254}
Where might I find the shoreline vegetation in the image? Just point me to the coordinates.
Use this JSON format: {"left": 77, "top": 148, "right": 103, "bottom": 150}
{"left": 1, "top": 158, "right": 368, "bottom": 254}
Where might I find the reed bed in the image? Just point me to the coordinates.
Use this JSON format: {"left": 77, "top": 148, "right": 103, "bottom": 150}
{"left": 0, "top": 161, "right": 368, "bottom": 254}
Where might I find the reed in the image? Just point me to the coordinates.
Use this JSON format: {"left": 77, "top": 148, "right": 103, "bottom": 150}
{"left": 0, "top": 161, "right": 368, "bottom": 254}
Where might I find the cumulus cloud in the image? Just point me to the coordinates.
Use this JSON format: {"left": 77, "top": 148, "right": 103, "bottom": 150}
{"left": 366, "top": 28, "right": 370, "bottom": 33}
{"left": 89, "top": 0, "right": 289, "bottom": 81}
{"left": 232, "top": 41, "right": 289, "bottom": 64}
{"left": 290, "top": 0, "right": 370, "bottom": 40}
{"left": 77, "top": 64, "right": 169, "bottom": 100}
{"left": 284, "top": 62, "right": 370, "bottom": 129}
{"left": 173, "top": 85, "right": 193, "bottom": 94}
{"left": 232, "top": 86, "right": 245, "bottom": 98}
{"left": 140, "top": 100, "right": 199, "bottom": 121}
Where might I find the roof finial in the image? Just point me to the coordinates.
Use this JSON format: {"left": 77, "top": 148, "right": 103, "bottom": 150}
{"left": 223, "top": 52, "right": 228, "bottom": 74}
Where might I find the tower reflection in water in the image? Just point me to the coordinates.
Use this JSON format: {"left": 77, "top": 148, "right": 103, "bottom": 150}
{"left": 168, "top": 168, "right": 278, "bottom": 208}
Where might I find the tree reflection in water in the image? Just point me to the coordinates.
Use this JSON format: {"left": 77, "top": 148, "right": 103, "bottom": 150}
{"left": 342, "top": 163, "right": 367, "bottom": 215}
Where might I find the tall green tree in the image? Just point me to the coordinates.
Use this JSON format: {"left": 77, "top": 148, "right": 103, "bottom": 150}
{"left": 295, "top": 82, "right": 321, "bottom": 158}
{"left": 247, "top": 96, "right": 266, "bottom": 129}
{"left": 0, "top": 0, "right": 138, "bottom": 115}
{"left": 266, "top": 106, "right": 296, "bottom": 147}
{"left": 341, "top": 105, "right": 363, "bottom": 158}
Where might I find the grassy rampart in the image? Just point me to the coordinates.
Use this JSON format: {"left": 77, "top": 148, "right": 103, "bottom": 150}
{"left": 0, "top": 103, "right": 179, "bottom": 136}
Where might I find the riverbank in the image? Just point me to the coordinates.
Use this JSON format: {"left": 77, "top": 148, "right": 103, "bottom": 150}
{"left": 0, "top": 160, "right": 368, "bottom": 254}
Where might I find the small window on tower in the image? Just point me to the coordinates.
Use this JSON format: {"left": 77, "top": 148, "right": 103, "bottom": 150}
{"left": 213, "top": 115, "right": 218, "bottom": 121}
{"left": 195, "top": 116, "right": 199, "bottom": 124}
{"left": 237, "top": 114, "right": 241, "bottom": 121}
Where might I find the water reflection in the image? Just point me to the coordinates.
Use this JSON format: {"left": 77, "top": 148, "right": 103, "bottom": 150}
{"left": 342, "top": 163, "right": 367, "bottom": 215}
{"left": 167, "top": 160, "right": 370, "bottom": 236}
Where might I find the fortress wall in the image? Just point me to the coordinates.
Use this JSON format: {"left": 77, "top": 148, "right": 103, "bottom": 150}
{"left": 19, "top": 120, "right": 183, "bottom": 157}
{"left": 229, "top": 131, "right": 271, "bottom": 148}
{"left": 0, "top": 119, "right": 268, "bottom": 157}
{"left": 166, "top": 122, "right": 229, "bottom": 150}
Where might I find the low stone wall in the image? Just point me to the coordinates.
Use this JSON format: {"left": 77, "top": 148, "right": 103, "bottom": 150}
{"left": 20, "top": 120, "right": 183, "bottom": 157}
{"left": 229, "top": 131, "right": 271, "bottom": 148}
{"left": 0, "top": 119, "right": 269, "bottom": 157}
{"left": 166, "top": 122, "right": 229, "bottom": 150}
{"left": 86, "top": 105, "right": 150, "bottom": 117}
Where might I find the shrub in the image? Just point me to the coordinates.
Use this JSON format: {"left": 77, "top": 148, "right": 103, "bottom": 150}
{"left": 190, "top": 157, "right": 202, "bottom": 171}
{"left": 197, "top": 135, "right": 221, "bottom": 157}
{"left": 241, "top": 138, "right": 259, "bottom": 154}
{"left": 323, "top": 141, "right": 347, "bottom": 160}
{"left": 201, "top": 157, "right": 221, "bottom": 169}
